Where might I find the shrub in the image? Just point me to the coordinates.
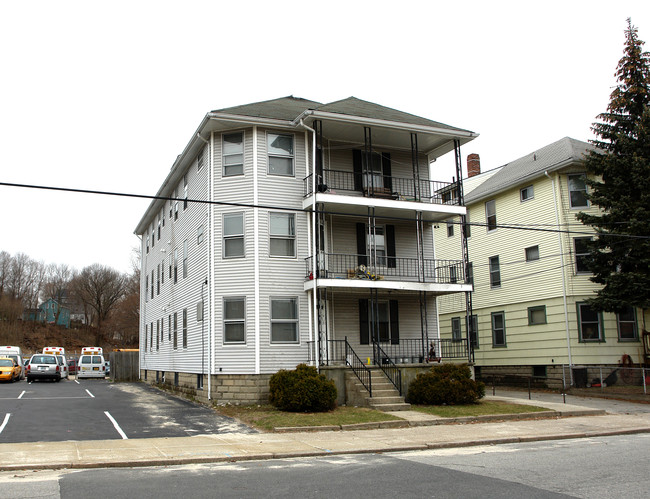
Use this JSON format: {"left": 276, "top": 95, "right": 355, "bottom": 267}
{"left": 269, "top": 364, "right": 337, "bottom": 412}
{"left": 406, "top": 363, "right": 485, "bottom": 405}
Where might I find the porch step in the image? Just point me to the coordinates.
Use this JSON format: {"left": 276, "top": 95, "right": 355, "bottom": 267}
{"left": 345, "top": 369, "right": 411, "bottom": 412}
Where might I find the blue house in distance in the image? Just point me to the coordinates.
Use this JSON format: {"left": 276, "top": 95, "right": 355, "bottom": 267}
{"left": 39, "top": 299, "right": 70, "bottom": 328}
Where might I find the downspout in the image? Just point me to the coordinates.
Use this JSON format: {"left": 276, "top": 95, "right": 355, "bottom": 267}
{"left": 298, "top": 119, "right": 319, "bottom": 372}
{"left": 197, "top": 132, "right": 212, "bottom": 400}
{"left": 545, "top": 171, "right": 573, "bottom": 374}
{"left": 253, "top": 126, "right": 261, "bottom": 375}
{"left": 136, "top": 233, "right": 143, "bottom": 380}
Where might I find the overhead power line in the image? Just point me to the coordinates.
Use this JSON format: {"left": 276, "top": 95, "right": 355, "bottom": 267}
{"left": 1, "top": 181, "right": 648, "bottom": 240}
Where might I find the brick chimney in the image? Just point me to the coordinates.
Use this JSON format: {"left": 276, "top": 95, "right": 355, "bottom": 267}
{"left": 467, "top": 153, "right": 480, "bottom": 178}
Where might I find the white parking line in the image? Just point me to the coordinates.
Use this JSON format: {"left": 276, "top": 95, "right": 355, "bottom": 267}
{"left": 104, "top": 411, "right": 128, "bottom": 439}
{"left": 0, "top": 414, "right": 10, "bottom": 435}
{"left": 74, "top": 379, "right": 80, "bottom": 384}
{"left": 85, "top": 389, "right": 95, "bottom": 398}
{"left": 17, "top": 391, "right": 25, "bottom": 399}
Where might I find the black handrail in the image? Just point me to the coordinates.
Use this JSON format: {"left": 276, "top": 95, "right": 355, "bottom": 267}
{"left": 345, "top": 338, "right": 372, "bottom": 397}
{"left": 305, "top": 253, "right": 466, "bottom": 284}
{"left": 374, "top": 342, "right": 402, "bottom": 395}
{"left": 303, "top": 170, "right": 459, "bottom": 205}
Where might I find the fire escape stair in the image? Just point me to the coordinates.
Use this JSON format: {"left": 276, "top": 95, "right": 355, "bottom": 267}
{"left": 345, "top": 368, "right": 411, "bottom": 412}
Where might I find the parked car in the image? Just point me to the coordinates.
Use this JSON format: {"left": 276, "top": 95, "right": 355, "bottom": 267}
{"left": 105, "top": 361, "right": 110, "bottom": 376}
{"left": 67, "top": 358, "right": 78, "bottom": 375}
{"left": 26, "top": 354, "right": 61, "bottom": 382}
{"left": 0, "top": 358, "right": 21, "bottom": 382}
{"left": 56, "top": 355, "right": 69, "bottom": 379}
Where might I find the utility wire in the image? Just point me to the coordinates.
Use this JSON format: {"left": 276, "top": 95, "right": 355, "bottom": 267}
{"left": 2, "top": 180, "right": 648, "bottom": 240}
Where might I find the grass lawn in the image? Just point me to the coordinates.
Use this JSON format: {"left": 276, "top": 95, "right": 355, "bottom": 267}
{"left": 215, "top": 400, "right": 549, "bottom": 431}
{"left": 214, "top": 404, "right": 401, "bottom": 431}
{"left": 410, "top": 400, "right": 548, "bottom": 418}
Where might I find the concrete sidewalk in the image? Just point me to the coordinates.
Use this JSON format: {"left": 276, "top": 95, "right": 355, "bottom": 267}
{"left": 2, "top": 395, "right": 650, "bottom": 471}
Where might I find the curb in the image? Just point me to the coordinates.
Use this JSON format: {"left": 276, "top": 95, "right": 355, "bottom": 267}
{"left": 2, "top": 426, "right": 649, "bottom": 472}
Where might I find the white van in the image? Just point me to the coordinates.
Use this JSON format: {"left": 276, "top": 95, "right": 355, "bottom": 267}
{"left": 0, "top": 346, "right": 25, "bottom": 380}
{"left": 77, "top": 354, "right": 106, "bottom": 379}
{"left": 55, "top": 355, "right": 69, "bottom": 379}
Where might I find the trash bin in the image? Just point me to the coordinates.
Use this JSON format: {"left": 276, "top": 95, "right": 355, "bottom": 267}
{"left": 573, "top": 367, "right": 588, "bottom": 388}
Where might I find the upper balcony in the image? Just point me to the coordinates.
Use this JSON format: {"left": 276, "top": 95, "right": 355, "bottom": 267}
{"left": 304, "top": 252, "right": 472, "bottom": 294}
{"left": 303, "top": 170, "right": 466, "bottom": 222}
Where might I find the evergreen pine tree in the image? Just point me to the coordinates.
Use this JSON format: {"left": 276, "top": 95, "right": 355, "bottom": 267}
{"left": 576, "top": 19, "right": 650, "bottom": 329}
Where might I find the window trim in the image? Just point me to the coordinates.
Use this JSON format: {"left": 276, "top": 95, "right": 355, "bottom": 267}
{"left": 527, "top": 305, "right": 547, "bottom": 325}
{"left": 269, "top": 212, "right": 296, "bottom": 258}
{"left": 451, "top": 317, "right": 462, "bottom": 341}
{"left": 576, "top": 302, "right": 604, "bottom": 342}
{"left": 223, "top": 132, "right": 244, "bottom": 177}
{"left": 223, "top": 296, "right": 246, "bottom": 344}
{"left": 467, "top": 314, "right": 479, "bottom": 349}
{"left": 267, "top": 132, "right": 295, "bottom": 177}
{"left": 182, "top": 308, "right": 188, "bottom": 349}
{"left": 491, "top": 311, "right": 507, "bottom": 347}
{"left": 446, "top": 220, "right": 454, "bottom": 237}
{"left": 223, "top": 212, "right": 245, "bottom": 259}
{"left": 270, "top": 296, "right": 299, "bottom": 344}
{"left": 520, "top": 185, "right": 534, "bottom": 202}
{"left": 197, "top": 224, "right": 204, "bottom": 245}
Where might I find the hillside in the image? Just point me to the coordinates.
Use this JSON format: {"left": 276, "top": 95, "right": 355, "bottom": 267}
{"left": 0, "top": 321, "right": 138, "bottom": 357}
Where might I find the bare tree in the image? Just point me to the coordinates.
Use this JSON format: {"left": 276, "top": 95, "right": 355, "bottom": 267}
{"left": 43, "top": 263, "right": 74, "bottom": 324}
{"left": 72, "top": 264, "right": 126, "bottom": 345}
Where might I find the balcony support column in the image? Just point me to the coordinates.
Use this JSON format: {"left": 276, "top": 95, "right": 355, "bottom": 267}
{"left": 364, "top": 127, "right": 373, "bottom": 197}
{"left": 411, "top": 133, "right": 421, "bottom": 202}
{"left": 454, "top": 139, "right": 474, "bottom": 363}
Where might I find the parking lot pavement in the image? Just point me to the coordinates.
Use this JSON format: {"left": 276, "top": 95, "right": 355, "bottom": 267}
{"left": 0, "top": 379, "right": 255, "bottom": 443}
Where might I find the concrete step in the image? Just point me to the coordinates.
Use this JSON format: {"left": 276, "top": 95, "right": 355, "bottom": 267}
{"left": 369, "top": 402, "right": 412, "bottom": 412}
{"left": 367, "top": 396, "right": 405, "bottom": 405}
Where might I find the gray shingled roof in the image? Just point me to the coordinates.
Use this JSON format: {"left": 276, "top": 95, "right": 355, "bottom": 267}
{"left": 212, "top": 96, "right": 322, "bottom": 121}
{"left": 465, "top": 137, "right": 597, "bottom": 204}
{"left": 314, "top": 97, "right": 470, "bottom": 132}
{"left": 212, "top": 95, "right": 473, "bottom": 134}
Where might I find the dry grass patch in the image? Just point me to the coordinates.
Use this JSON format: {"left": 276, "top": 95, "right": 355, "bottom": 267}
{"left": 411, "top": 400, "right": 548, "bottom": 418}
{"left": 214, "top": 404, "right": 401, "bottom": 431}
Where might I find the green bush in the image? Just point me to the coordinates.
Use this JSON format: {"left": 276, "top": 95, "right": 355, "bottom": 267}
{"left": 269, "top": 364, "right": 337, "bottom": 412}
{"left": 406, "top": 363, "right": 485, "bottom": 405}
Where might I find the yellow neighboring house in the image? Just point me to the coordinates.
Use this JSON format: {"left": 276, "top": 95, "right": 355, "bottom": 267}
{"left": 435, "top": 137, "right": 647, "bottom": 388}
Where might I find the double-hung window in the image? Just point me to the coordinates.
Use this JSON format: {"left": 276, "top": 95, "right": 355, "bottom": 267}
{"left": 182, "top": 308, "right": 187, "bottom": 348}
{"left": 489, "top": 256, "right": 501, "bottom": 288}
{"left": 223, "top": 213, "right": 244, "bottom": 258}
{"left": 467, "top": 314, "right": 479, "bottom": 348}
{"left": 182, "top": 240, "right": 188, "bottom": 279}
{"left": 485, "top": 200, "right": 497, "bottom": 232}
{"left": 183, "top": 174, "right": 188, "bottom": 211}
{"left": 173, "top": 312, "right": 178, "bottom": 349}
{"left": 574, "top": 237, "right": 591, "bottom": 274}
{"left": 173, "top": 249, "right": 178, "bottom": 284}
{"left": 577, "top": 303, "right": 603, "bottom": 341}
{"left": 224, "top": 297, "right": 245, "bottom": 343}
{"left": 617, "top": 306, "right": 638, "bottom": 341}
{"left": 145, "top": 275, "right": 149, "bottom": 302}
{"left": 491, "top": 312, "right": 506, "bottom": 347}
{"left": 223, "top": 132, "right": 244, "bottom": 176}
{"left": 270, "top": 213, "right": 296, "bottom": 257}
{"left": 270, "top": 297, "right": 298, "bottom": 343}
{"left": 197, "top": 149, "right": 204, "bottom": 171}
{"left": 156, "top": 264, "right": 160, "bottom": 295}
{"left": 568, "top": 174, "right": 588, "bottom": 208}
{"left": 174, "top": 188, "right": 179, "bottom": 221}
{"left": 268, "top": 133, "right": 294, "bottom": 176}
{"left": 197, "top": 225, "right": 204, "bottom": 244}
{"left": 446, "top": 220, "right": 454, "bottom": 237}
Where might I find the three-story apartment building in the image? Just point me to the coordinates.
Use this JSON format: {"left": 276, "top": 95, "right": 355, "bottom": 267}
{"left": 135, "top": 96, "right": 477, "bottom": 404}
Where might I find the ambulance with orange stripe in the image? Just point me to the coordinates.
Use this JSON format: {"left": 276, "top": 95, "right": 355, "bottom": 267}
{"left": 77, "top": 347, "right": 106, "bottom": 379}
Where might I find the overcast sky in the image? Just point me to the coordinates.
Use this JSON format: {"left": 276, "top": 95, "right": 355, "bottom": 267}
{"left": 1, "top": 1, "right": 648, "bottom": 274}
